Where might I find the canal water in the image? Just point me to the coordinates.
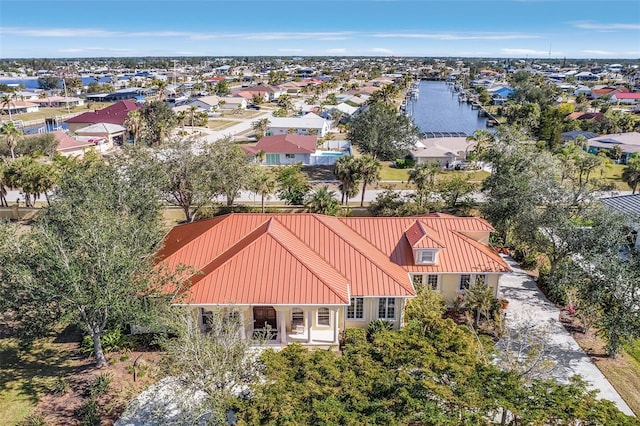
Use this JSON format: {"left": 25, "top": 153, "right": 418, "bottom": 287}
{"left": 409, "top": 80, "right": 487, "bottom": 136}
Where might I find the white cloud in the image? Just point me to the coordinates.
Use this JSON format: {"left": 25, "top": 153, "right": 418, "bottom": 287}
{"left": 370, "top": 48, "right": 393, "bottom": 54}
{"left": 243, "top": 32, "right": 354, "bottom": 41}
{"left": 372, "top": 32, "right": 542, "bottom": 40}
{"left": 572, "top": 21, "right": 640, "bottom": 31}
{"left": 2, "top": 27, "right": 119, "bottom": 37}
{"left": 501, "top": 48, "right": 550, "bottom": 56}
{"left": 58, "top": 47, "right": 135, "bottom": 53}
{"left": 582, "top": 49, "right": 614, "bottom": 55}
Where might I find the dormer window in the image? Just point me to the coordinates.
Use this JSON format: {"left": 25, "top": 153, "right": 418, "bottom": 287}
{"left": 416, "top": 249, "right": 437, "bottom": 265}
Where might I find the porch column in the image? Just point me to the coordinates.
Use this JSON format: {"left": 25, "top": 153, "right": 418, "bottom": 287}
{"left": 278, "top": 310, "right": 287, "bottom": 344}
{"left": 398, "top": 299, "right": 405, "bottom": 328}
{"left": 307, "top": 309, "right": 313, "bottom": 344}
{"left": 239, "top": 311, "right": 247, "bottom": 340}
{"left": 332, "top": 309, "right": 339, "bottom": 344}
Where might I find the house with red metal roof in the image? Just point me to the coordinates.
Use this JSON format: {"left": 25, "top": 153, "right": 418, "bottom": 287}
{"left": 610, "top": 92, "right": 640, "bottom": 105}
{"left": 157, "top": 213, "right": 511, "bottom": 346}
{"left": 242, "top": 134, "right": 317, "bottom": 165}
{"left": 65, "top": 100, "right": 141, "bottom": 133}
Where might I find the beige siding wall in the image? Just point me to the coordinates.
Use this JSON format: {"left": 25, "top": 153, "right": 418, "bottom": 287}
{"left": 412, "top": 273, "right": 501, "bottom": 304}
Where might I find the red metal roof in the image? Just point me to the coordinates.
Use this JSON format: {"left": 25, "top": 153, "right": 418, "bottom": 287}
{"left": 65, "top": 100, "right": 141, "bottom": 126}
{"left": 158, "top": 213, "right": 510, "bottom": 306}
{"left": 254, "top": 134, "right": 317, "bottom": 154}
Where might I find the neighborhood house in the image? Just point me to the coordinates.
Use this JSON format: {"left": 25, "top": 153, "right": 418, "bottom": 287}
{"left": 157, "top": 213, "right": 511, "bottom": 346}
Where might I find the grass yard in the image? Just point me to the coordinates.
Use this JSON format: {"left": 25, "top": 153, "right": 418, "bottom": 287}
{"left": 7, "top": 102, "right": 114, "bottom": 123}
{"left": 601, "top": 163, "right": 632, "bottom": 191}
{"left": 206, "top": 119, "right": 237, "bottom": 131}
{"left": 218, "top": 110, "right": 264, "bottom": 120}
{"left": 563, "top": 313, "right": 640, "bottom": 416}
{"left": 0, "top": 336, "right": 77, "bottom": 424}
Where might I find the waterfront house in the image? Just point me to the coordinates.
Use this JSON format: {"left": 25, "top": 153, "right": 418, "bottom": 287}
{"left": 267, "top": 112, "right": 330, "bottom": 137}
{"left": 410, "top": 137, "right": 476, "bottom": 168}
{"left": 1, "top": 100, "right": 39, "bottom": 115}
{"left": 242, "top": 134, "right": 317, "bottom": 165}
{"left": 65, "top": 100, "right": 141, "bottom": 133}
{"left": 157, "top": 213, "right": 511, "bottom": 346}
{"left": 32, "top": 96, "right": 84, "bottom": 108}
{"left": 73, "top": 122, "right": 126, "bottom": 147}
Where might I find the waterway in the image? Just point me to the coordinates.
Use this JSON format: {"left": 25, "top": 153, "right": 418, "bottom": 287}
{"left": 409, "top": 80, "right": 487, "bottom": 136}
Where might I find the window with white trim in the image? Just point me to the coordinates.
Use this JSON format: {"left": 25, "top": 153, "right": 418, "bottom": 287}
{"left": 475, "top": 274, "right": 487, "bottom": 286}
{"left": 291, "top": 308, "right": 304, "bottom": 328}
{"left": 459, "top": 274, "right": 471, "bottom": 291}
{"left": 427, "top": 274, "right": 439, "bottom": 290}
{"left": 317, "top": 307, "right": 330, "bottom": 326}
{"left": 417, "top": 250, "right": 436, "bottom": 264}
{"left": 378, "top": 298, "right": 396, "bottom": 320}
{"left": 412, "top": 274, "right": 424, "bottom": 289}
{"left": 347, "top": 297, "right": 364, "bottom": 320}
{"left": 285, "top": 153, "right": 295, "bottom": 159}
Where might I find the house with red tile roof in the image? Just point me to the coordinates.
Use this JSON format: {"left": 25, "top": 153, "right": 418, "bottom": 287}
{"left": 157, "top": 213, "right": 511, "bottom": 346}
{"left": 242, "top": 134, "right": 317, "bottom": 165}
{"left": 65, "top": 100, "right": 141, "bottom": 133}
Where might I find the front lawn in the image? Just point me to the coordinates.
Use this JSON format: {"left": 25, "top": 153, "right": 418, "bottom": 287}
{"left": 0, "top": 336, "right": 77, "bottom": 424}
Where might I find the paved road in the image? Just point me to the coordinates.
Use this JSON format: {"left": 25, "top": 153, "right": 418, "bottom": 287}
{"left": 498, "top": 255, "right": 634, "bottom": 416}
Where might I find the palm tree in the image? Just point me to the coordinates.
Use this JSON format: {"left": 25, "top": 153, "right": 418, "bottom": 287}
{"left": 252, "top": 118, "right": 270, "bottom": 140}
{"left": 152, "top": 78, "right": 168, "bottom": 101}
{"left": 466, "top": 129, "right": 495, "bottom": 165}
{"left": 1, "top": 94, "right": 15, "bottom": 122}
{"left": 304, "top": 185, "right": 340, "bottom": 216}
{"left": 124, "top": 110, "right": 143, "bottom": 144}
{"left": 0, "top": 161, "right": 9, "bottom": 207}
{"left": 357, "top": 155, "right": 381, "bottom": 207}
{"left": 622, "top": 154, "right": 640, "bottom": 194}
{"left": 188, "top": 106, "right": 198, "bottom": 128}
{"left": 333, "top": 155, "right": 361, "bottom": 205}
{"left": 177, "top": 110, "right": 188, "bottom": 132}
{"left": 1, "top": 122, "right": 22, "bottom": 160}
{"left": 250, "top": 167, "right": 276, "bottom": 213}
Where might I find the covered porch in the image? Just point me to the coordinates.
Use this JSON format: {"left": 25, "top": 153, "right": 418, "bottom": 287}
{"left": 200, "top": 305, "right": 342, "bottom": 346}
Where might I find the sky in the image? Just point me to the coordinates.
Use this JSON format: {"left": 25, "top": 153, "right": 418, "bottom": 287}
{"left": 0, "top": 0, "right": 639, "bottom": 59}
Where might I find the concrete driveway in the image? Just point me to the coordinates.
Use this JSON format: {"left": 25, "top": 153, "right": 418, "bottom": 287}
{"left": 498, "top": 255, "right": 634, "bottom": 416}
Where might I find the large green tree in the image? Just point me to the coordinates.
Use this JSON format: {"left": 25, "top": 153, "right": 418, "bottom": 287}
{"left": 138, "top": 101, "right": 177, "bottom": 146}
{"left": 347, "top": 103, "right": 419, "bottom": 160}
{"left": 275, "top": 163, "right": 311, "bottom": 205}
{"left": 206, "top": 138, "right": 255, "bottom": 207}
{"left": 0, "top": 156, "right": 166, "bottom": 367}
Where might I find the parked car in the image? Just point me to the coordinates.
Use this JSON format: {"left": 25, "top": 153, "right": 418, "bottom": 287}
{"left": 247, "top": 105, "right": 261, "bottom": 110}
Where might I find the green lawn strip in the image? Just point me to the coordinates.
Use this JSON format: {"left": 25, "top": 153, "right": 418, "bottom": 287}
{"left": 206, "top": 120, "right": 237, "bottom": 130}
{"left": 9, "top": 102, "right": 114, "bottom": 123}
{"left": 596, "top": 352, "right": 640, "bottom": 417}
{"left": 0, "top": 337, "right": 76, "bottom": 424}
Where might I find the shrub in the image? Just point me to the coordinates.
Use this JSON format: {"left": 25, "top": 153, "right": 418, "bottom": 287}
{"left": 367, "top": 319, "right": 393, "bottom": 340}
{"left": 89, "top": 372, "right": 113, "bottom": 398}
{"left": 80, "top": 328, "right": 133, "bottom": 357}
{"left": 51, "top": 377, "right": 69, "bottom": 395}
{"left": 78, "top": 398, "right": 100, "bottom": 426}
{"left": 342, "top": 328, "right": 367, "bottom": 348}
{"left": 21, "top": 413, "right": 47, "bottom": 426}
